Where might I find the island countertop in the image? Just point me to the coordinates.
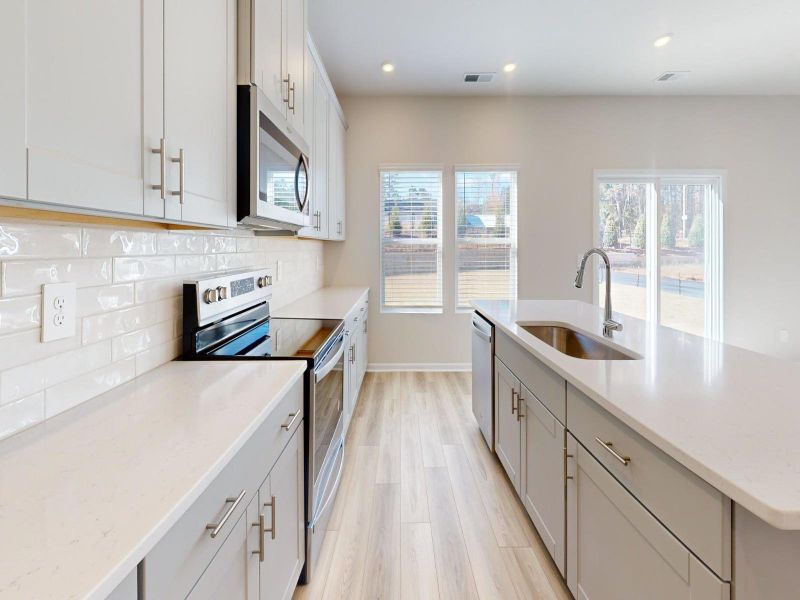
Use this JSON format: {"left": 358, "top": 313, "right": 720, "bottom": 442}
{"left": 0, "top": 359, "right": 306, "bottom": 600}
{"left": 472, "top": 299, "right": 800, "bottom": 530}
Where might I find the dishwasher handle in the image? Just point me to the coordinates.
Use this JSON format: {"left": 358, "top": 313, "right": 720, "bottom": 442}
{"left": 471, "top": 315, "right": 493, "bottom": 342}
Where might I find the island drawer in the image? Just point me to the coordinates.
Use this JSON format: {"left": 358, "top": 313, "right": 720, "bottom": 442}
{"left": 142, "top": 378, "right": 304, "bottom": 599}
{"left": 567, "top": 384, "right": 731, "bottom": 580}
{"left": 496, "top": 329, "right": 566, "bottom": 423}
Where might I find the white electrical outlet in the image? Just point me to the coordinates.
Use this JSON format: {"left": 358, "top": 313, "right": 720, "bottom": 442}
{"left": 41, "top": 282, "right": 76, "bottom": 342}
{"left": 276, "top": 260, "right": 282, "bottom": 282}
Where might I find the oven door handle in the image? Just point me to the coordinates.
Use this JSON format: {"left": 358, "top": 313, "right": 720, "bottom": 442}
{"left": 315, "top": 341, "right": 345, "bottom": 383}
{"left": 310, "top": 442, "right": 345, "bottom": 528}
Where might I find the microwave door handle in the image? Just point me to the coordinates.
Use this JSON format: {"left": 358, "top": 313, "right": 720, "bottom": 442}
{"left": 315, "top": 342, "right": 345, "bottom": 383}
{"left": 295, "top": 155, "right": 309, "bottom": 213}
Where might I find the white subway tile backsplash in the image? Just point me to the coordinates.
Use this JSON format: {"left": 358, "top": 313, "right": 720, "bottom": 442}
{"left": 175, "top": 254, "right": 217, "bottom": 275}
{"left": 76, "top": 284, "right": 135, "bottom": 317}
{"left": 0, "top": 219, "right": 323, "bottom": 440}
{"left": 0, "top": 342, "right": 112, "bottom": 405}
{"left": 0, "top": 393, "right": 44, "bottom": 438}
{"left": 0, "top": 295, "right": 41, "bottom": 334}
{"left": 0, "top": 223, "right": 81, "bottom": 259}
{"left": 114, "top": 256, "right": 175, "bottom": 282}
{"left": 45, "top": 358, "right": 136, "bottom": 419}
{"left": 157, "top": 232, "right": 206, "bottom": 255}
{"left": 112, "top": 321, "right": 175, "bottom": 361}
{"left": 2, "top": 258, "right": 112, "bottom": 296}
{"left": 82, "top": 228, "right": 157, "bottom": 257}
{"left": 83, "top": 304, "right": 158, "bottom": 344}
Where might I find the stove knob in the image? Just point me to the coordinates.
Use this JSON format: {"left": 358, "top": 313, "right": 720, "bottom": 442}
{"left": 217, "top": 286, "right": 228, "bottom": 300}
{"left": 257, "top": 276, "right": 272, "bottom": 288}
{"left": 203, "top": 288, "right": 219, "bottom": 304}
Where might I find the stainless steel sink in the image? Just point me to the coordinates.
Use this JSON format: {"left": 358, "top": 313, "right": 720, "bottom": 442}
{"left": 518, "top": 324, "right": 640, "bottom": 360}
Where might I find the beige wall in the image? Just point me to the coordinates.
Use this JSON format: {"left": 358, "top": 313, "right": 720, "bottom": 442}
{"left": 0, "top": 219, "right": 323, "bottom": 440}
{"left": 324, "top": 95, "right": 800, "bottom": 366}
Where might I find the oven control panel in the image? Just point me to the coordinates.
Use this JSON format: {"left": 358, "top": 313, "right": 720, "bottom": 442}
{"left": 187, "top": 268, "right": 272, "bottom": 325}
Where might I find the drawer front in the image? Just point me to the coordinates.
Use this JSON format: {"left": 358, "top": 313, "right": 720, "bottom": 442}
{"left": 143, "top": 378, "right": 304, "bottom": 599}
{"left": 567, "top": 384, "right": 731, "bottom": 580}
{"left": 496, "top": 329, "right": 565, "bottom": 423}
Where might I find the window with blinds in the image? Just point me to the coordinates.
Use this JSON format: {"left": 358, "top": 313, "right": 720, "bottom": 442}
{"left": 380, "top": 169, "right": 443, "bottom": 312}
{"left": 455, "top": 170, "right": 518, "bottom": 309}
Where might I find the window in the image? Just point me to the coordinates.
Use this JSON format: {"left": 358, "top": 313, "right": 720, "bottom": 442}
{"left": 594, "top": 171, "right": 724, "bottom": 339}
{"left": 380, "top": 169, "right": 443, "bottom": 312}
{"left": 455, "top": 169, "right": 518, "bottom": 309}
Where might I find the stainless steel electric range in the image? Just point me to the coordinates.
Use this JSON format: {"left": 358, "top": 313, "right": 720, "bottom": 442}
{"left": 182, "top": 268, "right": 345, "bottom": 583}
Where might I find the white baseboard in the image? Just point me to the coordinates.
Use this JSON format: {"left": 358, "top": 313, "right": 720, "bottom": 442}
{"left": 367, "top": 362, "right": 471, "bottom": 372}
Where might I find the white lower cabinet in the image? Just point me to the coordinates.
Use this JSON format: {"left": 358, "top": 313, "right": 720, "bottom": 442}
{"left": 494, "top": 358, "right": 522, "bottom": 495}
{"left": 521, "top": 384, "right": 566, "bottom": 576}
{"left": 258, "top": 425, "right": 304, "bottom": 600}
{"left": 566, "top": 434, "right": 729, "bottom": 600}
{"left": 187, "top": 503, "right": 258, "bottom": 600}
{"left": 343, "top": 296, "right": 369, "bottom": 435}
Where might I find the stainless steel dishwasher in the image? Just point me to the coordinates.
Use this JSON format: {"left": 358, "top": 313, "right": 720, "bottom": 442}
{"left": 471, "top": 312, "right": 494, "bottom": 450}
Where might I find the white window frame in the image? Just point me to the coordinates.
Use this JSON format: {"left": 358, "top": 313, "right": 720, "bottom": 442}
{"left": 379, "top": 164, "right": 445, "bottom": 314}
{"left": 453, "top": 164, "right": 519, "bottom": 313}
{"left": 593, "top": 169, "right": 725, "bottom": 340}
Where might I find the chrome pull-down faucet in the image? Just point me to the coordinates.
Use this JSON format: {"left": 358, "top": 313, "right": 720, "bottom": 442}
{"left": 574, "top": 248, "right": 623, "bottom": 337}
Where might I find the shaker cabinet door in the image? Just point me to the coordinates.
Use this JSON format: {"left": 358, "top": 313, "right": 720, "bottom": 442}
{"left": 163, "top": 0, "right": 232, "bottom": 226}
{"left": 0, "top": 0, "right": 27, "bottom": 201}
{"left": 521, "top": 385, "right": 565, "bottom": 575}
{"left": 23, "top": 0, "right": 161, "bottom": 216}
{"left": 566, "top": 434, "right": 729, "bottom": 600}
{"left": 252, "top": 0, "right": 285, "bottom": 115}
{"left": 494, "top": 358, "right": 522, "bottom": 494}
{"left": 284, "top": 0, "right": 306, "bottom": 138}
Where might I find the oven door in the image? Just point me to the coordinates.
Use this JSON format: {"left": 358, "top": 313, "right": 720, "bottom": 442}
{"left": 310, "top": 332, "right": 345, "bottom": 494}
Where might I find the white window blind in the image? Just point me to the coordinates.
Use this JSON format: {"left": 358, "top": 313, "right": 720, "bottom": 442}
{"left": 380, "top": 170, "right": 443, "bottom": 312}
{"left": 455, "top": 170, "right": 518, "bottom": 308}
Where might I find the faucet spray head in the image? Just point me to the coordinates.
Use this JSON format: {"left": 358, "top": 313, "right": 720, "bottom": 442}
{"left": 574, "top": 256, "right": 586, "bottom": 288}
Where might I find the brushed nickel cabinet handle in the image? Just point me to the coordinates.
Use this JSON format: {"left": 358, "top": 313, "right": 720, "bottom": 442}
{"left": 511, "top": 388, "right": 518, "bottom": 414}
{"left": 251, "top": 513, "right": 265, "bottom": 562}
{"left": 150, "top": 138, "right": 167, "bottom": 200}
{"left": 517, "top": 396, "right": 525, "bottom": 421}
{"left": 349, "top": 345, "right": 355, "bottom": 364}
{"left": 281, "top": 411, "right": 300, "bottom": 431}
{"left": 263, "top": 495, "right": 276, "bottom": 540}
{"left": 595, "top": 437, "right": 631, "bottom": 466}
{"left": 289, "top": 82, "right": 296, "bottom": 113}
{"left": 337, "top": 220, "right": 342, "bottom": 235}
{"left": 565, "top": 451, "right": 574, "bottom": 480}
{"left": 206, "top": 489, "right": 246, "bottom": 538}
{"left": 282, "top": 74, "right": 291, "bottom": 104}
{"left": 170, "top": 148, "right": 185, "bottom": 204}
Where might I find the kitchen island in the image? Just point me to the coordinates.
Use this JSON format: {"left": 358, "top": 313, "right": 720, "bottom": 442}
{"left": 473, "top": 299, "right": 800, "bottom": 599}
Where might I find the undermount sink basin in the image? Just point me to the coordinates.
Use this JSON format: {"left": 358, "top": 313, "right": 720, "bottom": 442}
{"left": 518, "top": 324, "right": 640, "bottom": 361}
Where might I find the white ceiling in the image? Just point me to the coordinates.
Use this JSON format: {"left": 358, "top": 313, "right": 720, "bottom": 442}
{"left": 308, "top": 0, "right": 800, "bottom": 96}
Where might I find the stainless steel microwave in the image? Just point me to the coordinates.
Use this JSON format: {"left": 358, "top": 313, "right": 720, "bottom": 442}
{"left": 237, "top": 85, "right": 311, "bottom": 231}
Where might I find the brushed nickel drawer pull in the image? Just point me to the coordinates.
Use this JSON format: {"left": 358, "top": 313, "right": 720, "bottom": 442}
{"left": 170, "top": 148, "right": 185, "bottom": 204}
{"left": 251, "top": 513, "right": 265, "bottom": 562}
{"left": 511, "top": 388, "right": 518, "bottom": 414}
{"left": 206, "top": 489, "right": 246, "bottom": 538}
{"left": 281, "top": 411, "right": 300, "bottom": 431}
{"left": 263, "top": 495, "right": 276, "bottom": 539}
{"left": 282, "top": 74, "right": 291, "bottom": 104}
{"left": 595, "top": 437, "right": 631, "bottom": 466}
{"left": 516, "top": 397, "right": 525, "bottom": 422}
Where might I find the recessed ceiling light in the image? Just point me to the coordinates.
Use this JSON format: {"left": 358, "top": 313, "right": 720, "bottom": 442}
{"left": 503, "top": 63, "right": 517, "bottom": 73}
{"left": 653, "top": 34, "right": 673, "bottom": 48}
{"left": 381, "top": 62, "right": 395, "bottom": 73}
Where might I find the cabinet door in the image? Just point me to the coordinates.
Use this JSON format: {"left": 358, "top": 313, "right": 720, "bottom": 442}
{"left": 260, "top": 425, "right": 304, "bottom": 600}
{"left": 358, "top": 307, "right": 368, "bottom": 383}
{"left": 521, "top": 385, "right": 565, "bottom": 575}
{"left": 284, "top": 0, "right": 305, "bottom": 138}
{"left": 253, "top": 0, "right": 285, "bottom": 115}
{"left": 23, "top": 0, "right": 160, "bottom": 215}
{"left": 163, "top": 0, "right": 231, "bottom": 226}
{"left": 343, "top": 329, "right": 354, "bottom": 432}
{"left": 311, "top": 66, "right": 330, "bottom": 238}
{"left": 186, "top": 510, "right": 257, "bottom": 600}
{"left": 347, "top": 317, "right": 360, "bottom": 407}
{"left": 0, "top": 1, "right": 26, "bottom": 201}
{"left": 566, "top": 434, "right": 730, "bottom": 600}
{"left": 328, "top": 109, "right": 346, "bottom": 240}
{"left": 494, "top": 358, "right": 522, "bottom": 494}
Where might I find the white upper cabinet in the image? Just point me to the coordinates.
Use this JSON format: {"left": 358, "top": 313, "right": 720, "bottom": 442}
{"left": 19, "top": 0, "right": 159, "bottom": 216}
{"left": 250, "top": 0, "right": 284, "bottom": 113}
{"left": 161, "top": 0, "right": 233, "bottom": 226}
{"left": 0, "top": 1, "right": 27, "bottom": 201}
{"left": 284, "top": 0, "right": 306, "bottom": 139}
{"left": 328, "top": 108, "right": 347, "bottom": 240}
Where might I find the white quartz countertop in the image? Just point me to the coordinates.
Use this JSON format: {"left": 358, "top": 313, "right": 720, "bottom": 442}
{"left": 273, "top": 286, "right": 369, "bottom": 320}
{"left": 472, "top": 299, "right": 800, "bottom": 530}
{"left": 0, "top": 360, "right": 306, "bottom": 600}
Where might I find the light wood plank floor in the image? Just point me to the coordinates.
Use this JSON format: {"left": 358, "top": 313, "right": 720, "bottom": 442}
{"left": 294, "top": 372, "right": 572, "bottom": 600}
